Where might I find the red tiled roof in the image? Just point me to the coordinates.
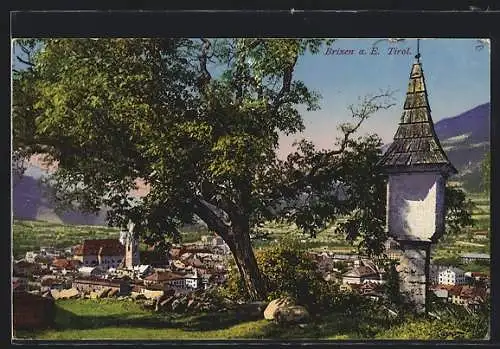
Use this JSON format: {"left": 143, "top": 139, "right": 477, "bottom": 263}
{"left": 51, "top": 259, "right": 71, "bottom": 269}
{"left": 74, "top": 239, "right": 124, "bottom": 256}
{"left": 471, "top": 272, "right": 489, "bottom": 278}
{"left": 459, "top": 285, "right": 487, "bottom": 300}
{"left": 448, "top": 285, "right": 463, "bottom": 296}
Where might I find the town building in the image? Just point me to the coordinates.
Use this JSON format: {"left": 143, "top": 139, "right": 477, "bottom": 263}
{"left": 73, "top": 239, "right": 125, "bottom": 269}
{"left": 72, "top": 278, "right": 130, "bottom": 295}
{"left": 448, "top": 285, "right": 487, "bottom": 310}
{"left": 78, "top": 266, "right": 106, "bottom": 278}
{"left": 460, "top": 253, "right": 490, "bottom": 264}
{"left": 342, "top": 266, "right": 381, "bottom": 285}
{"left": 437, "top": 267, "right": 466, "bottom": 285}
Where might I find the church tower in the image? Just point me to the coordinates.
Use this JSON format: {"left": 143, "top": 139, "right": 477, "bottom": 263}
{"left": 378, "top": 40, "right": 457, "bottom": 313}
{"left": 121, "top": 222, "right": 140, "bottom": 269}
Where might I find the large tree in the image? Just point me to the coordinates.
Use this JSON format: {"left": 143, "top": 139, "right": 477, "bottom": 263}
{"left": 12, "top": 38, "right": 472, "bottom": 300}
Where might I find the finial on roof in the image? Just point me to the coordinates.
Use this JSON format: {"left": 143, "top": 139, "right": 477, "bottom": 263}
{"left": 415, "top": 38, "right": 421, "bottom": 62}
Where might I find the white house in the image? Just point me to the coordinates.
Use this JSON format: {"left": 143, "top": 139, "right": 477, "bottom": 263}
{"left": 437, "top": 267, "right": 466, "bottom": 285}
{"left": 25, "top": 251, "right": 39, "bottom": 263}
{"left": 78, "top": 266, "right": 105, "bottom": 278}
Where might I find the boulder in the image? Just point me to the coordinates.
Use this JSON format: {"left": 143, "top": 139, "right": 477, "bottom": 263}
{"left": 263, "top": 297, "right": 296, "bottom": 320}
{"left": 274, "top": 305, "right": 310, "bottom": 324}
{"left": 51, "top": 288, "right": 80, "bottom": 300}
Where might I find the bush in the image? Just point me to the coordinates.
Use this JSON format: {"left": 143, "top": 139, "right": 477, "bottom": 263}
{"left": 220, "top": 238, "right": 363, "bottom": 314}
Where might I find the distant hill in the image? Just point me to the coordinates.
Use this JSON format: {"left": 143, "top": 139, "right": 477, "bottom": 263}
{"left": 12, "top": 103, "right": 490, "bottom": 226}
{"left": 383, "top": 102, "right": 490, "bottom": 191}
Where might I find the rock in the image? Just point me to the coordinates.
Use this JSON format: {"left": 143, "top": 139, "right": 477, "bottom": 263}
{"left": 264, "top": 297, "right": 296, "bottom": 320}
{"left": 274, "top": 305, "right": 310, "bottom": 325}
{"left": 52, "top": 288, "right": 80, "bottom": 300}
{"left": 98, "top": 288, "right": 111, "bottom": 298}
{"left": 50, "top": 290, "right": 60, "bottom": 299}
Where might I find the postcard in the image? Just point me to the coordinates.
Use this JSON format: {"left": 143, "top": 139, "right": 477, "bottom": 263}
{"left": 11, "top": 37, "right": 490, "bottom": 341}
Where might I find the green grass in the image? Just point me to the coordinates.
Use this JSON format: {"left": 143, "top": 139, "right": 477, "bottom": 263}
{"left": 15, "top": 298, "right": 487, "bottom": 340}
{"left": 13, "top": 299, "right": 400, "bottom": 340}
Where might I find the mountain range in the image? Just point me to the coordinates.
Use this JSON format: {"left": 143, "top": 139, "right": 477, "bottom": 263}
{"left": 12, "top": 102, "right": 490, "bottom": 226}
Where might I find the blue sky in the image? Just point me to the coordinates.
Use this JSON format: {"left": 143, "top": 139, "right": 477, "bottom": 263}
{"left": 279, "top": 38, "right": 490, "bottom": 158}
{"left": 12, "top": 38, "right": 490, "bottom": 160}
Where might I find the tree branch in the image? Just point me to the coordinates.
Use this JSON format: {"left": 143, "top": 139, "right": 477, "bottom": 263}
{"left": 285, "top": 90, "right": 395, "bottom": 188}
{"left": 193, "top": 198, "right": 232, "bottom": 238}
{"left": 16, "top": 55, "right": 35, "bottom": 67}
{"left": 197, "top": 38, "right": 212, "bottom": 87}
{"left": 271, "top": 53, "right": 299, "bottom": 112}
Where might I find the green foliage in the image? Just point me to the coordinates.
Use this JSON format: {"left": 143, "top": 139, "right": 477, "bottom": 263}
{"left": 481, "top": 151, "right": 491, "bottom": 194}
{"left": 377, "top": 303, "right": 489, "bottom": 340}
{"left": 221, "top": 239, "right": 368, "bottom": 314}
{"left": 383, "top": 261, "right": 403, "bottom": 306}
{"left": 444, "top": 186, "right": 475, "bottom": 236}
{"left": 13, "top": 38, "right": 401, "bottom": 299}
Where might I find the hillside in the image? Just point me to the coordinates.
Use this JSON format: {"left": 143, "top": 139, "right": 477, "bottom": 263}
{"left": 436, "top": 102, "right": 490, "bottom": 191}
{"left": 383, "top": 102, "right": 490, "bottom": 191}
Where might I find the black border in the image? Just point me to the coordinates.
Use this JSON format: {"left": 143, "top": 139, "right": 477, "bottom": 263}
{"left": 7, "top": 8, "right": 499, "bottom": 349}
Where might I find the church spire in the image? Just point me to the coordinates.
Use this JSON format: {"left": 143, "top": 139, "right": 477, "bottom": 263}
{"left": 378, "top": 46, "right": 457, "bottom": 176}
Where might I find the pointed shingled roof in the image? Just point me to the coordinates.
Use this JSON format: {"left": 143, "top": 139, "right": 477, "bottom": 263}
{"left": 378, "top": 57, "right": 457, "bottom": 176}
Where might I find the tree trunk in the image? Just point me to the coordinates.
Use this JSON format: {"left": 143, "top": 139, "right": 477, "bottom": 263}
{"left": 225, "top": 225, "right": 268, "bottom": 301}
{"left": 192, "top": 198, "right": 267, "bottom": 300}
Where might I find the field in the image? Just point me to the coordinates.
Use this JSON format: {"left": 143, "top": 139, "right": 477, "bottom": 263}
{"left": 431, "top": 191, "right": 490, "bottom": 273}
{"left": 12, "top": 220, "right": 121, "bottom": 259}
{"left": 13, "top": 298, "right": 485, "bottom": 340}
{"left": 13, "top": 191, "right": 490, "bottom": 266}
{"left": 12, "top": 220, "right": 209, "bottom": 259}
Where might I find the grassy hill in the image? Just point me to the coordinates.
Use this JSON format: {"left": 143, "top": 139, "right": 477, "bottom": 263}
{"left": 431, "top": 191, "right": 490, "bottom": 273}
{"left": 12, "top": 219, "right": 120, "bottom": 259}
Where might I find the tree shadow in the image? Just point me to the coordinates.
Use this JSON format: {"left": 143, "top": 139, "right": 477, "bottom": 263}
{"left": 240, "top": 312, "right": 397, "bottom": 340}
{"left": 35, "top": 304, "right": 263, "bottom": 333}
